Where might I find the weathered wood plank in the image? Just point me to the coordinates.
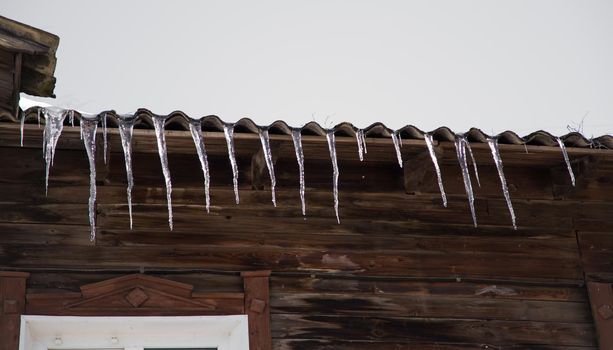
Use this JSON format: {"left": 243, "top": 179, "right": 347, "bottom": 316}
{"left": 271, "top": 314, "right": 596, "bottom": 346}
{"left": 578, "top": 232, "right": 613, "bottom": 281}
{"left": 270, "top": 292, "right": 592, "bottom": 323}
{"left": 0, "top": 243, "right": 582, "bottom": 280}
{"left": 273, "top": 339, "right": 598, "bottom": 350}
{"left": 270, "top": 276, "right": 589, "bottom": 302}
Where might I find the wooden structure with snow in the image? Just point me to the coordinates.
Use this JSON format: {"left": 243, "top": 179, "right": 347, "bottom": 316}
{"left": 2, "top": 16, "right": 613, "bottom": 350}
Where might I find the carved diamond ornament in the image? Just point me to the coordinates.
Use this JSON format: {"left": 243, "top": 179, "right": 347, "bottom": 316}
{"left": 125, "top": 287, "right": 149, "bottom": 308}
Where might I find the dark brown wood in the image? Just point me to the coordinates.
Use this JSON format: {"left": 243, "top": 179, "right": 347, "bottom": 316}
{"left": 242, "top": 270, "right": 272, "bottom": 350}
{"left": 587, "top": 282, "right": 613, "bottom": 350}
{"left": 0, "top": 271, "right": 29, "bottom": 350}
{"left": 26, "top": 273, "right": 244, "bottom": 316}
{"left": 12, "top": 52, "right": 21, "bottom": 118}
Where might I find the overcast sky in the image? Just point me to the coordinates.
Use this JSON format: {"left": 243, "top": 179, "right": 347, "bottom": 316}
{"left": 6, "top": 1, "right": 613, "bottom": 136}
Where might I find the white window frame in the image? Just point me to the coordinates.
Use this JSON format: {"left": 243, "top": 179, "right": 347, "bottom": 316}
{"left": 19, "top": 315, "right": 249, "bottom": 350}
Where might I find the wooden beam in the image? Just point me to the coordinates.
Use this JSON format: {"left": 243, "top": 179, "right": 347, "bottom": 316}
{"left": 12, "top": 52, "right": 21, "bottom": 119}
{"left": 241, "top": 270, "right": 272, "bottom": 350}
{"left": 0, "top": 271, "right": 29, "bottom": 350}
{"left": 587, "top": 282, "right": 613, "bottom": 349}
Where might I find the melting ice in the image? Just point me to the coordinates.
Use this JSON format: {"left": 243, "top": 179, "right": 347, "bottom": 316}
{"left": 258, "top": 128, "right": 277, "bottom": 207}
{"left": 454, "top": 136, "right": 477, "bottom": 227}
{"left": 80, "top": 116, "right": 98, "bottom": 241}
{"left": 117, "top": 116, "right": 136, "bottom": 229}
{"left": 188, "top": 120, "right": 211, "bottom": 213}
{"left": 42, "top": 107, "right": 68, "bottom": 195}
{"left": 465, "top": 139, "right": 481, "bottom": 187}
{"left": 424, "top": 133, "right": 447, "bottom": 207}
{"left": 223, "top": 123, "right": 240, "bottom": 204}
{"left": 556, "top": 137, "right": 576, "bottom": 187}
{"left": 391, "top": 130, "right": 403, "bottom": 168}
{"left": 487, "top": 137, "right": 517, "bottom": 230}
{"left": 291, "top": 129, "right": 306, "bottom": 216}
{"left": 326, "top": 130, "right": 340, "bottom": 224}
{"left": 355, "top": 129, "right": 367, "bottom": 162}
{"left": 152, "top": 115, "right": 173, "bottom": 230}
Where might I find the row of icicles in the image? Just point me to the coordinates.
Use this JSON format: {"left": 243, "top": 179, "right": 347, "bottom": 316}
{"left": 20, "top": 107, "right": 577, "bottom": 241}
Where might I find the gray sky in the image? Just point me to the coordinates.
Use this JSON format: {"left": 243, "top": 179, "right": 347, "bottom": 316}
{"left": 6, "top": 0, "right": 613, "bottom": 136}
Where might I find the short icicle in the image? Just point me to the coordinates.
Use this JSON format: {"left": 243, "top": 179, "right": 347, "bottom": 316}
{"left": 359, "top": 129, "right": 367, "bottom": 155}
{"left": 465, "top": 139, "right": 481, "bottom": 187}
{"left": 291, "top": 129, "right": 306, "bottom": 216}
{"left": 326, "top": 130, "right": 340, "bottom": 224}
{"left": 80, "top": 116, "right": 98, "bottom": 241}
{"left": 556, "top": 137, "right": 576, "bottom": 187}
{"left": 37, "top": 108, "right": 41, "bottom": 127}
{"left": 188, "top": 120, "right": 211, "bottom": 213}
{"left": 424, "top": 133, "right": 447, "bottom": 207}
{"left": 223, "top": 123, "right": 240, "bottom": 204}
{"left": 391, "top": 130, "right": 403, "bottom": 168}
{"left": 355, "top": 129, "right": 365, "bottom": 162}
{"left": 454, "top": 137, "right": 477, "bottom": 227}
{"left": 102, "top": 112, "right": 108, "bottom": 164}
{"left": 487, "top": 137, "right": 517, "bottom": 230}
{"left": 258, "top": 127, "right": 277, "bottom": 207}
{"left": 152, "top": 115, "right": 173, "bottom": 230}
{"left": 117, "top": 116, "right": 135, "bottom": 229}
{"left": 20, "top": 111, "right": 25, "bottom": 146}
{"left": 42, "top": 107, "right": 68, "bottom": 195}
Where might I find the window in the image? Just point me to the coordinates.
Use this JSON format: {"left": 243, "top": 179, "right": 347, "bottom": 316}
{"left": 19, "top": 315, "right": 249, "bottom": 350}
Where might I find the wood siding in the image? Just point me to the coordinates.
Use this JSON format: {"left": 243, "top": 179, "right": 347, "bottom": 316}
{"left": 3, "top": 122, "right": 613, "bottom": 349}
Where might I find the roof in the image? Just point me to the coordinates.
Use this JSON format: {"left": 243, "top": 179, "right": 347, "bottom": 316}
{"left": 8, "top": 106, "right": 613, "bottom": 149}
{"left": 0, "top": 16, "right": 59, "bottom": 97}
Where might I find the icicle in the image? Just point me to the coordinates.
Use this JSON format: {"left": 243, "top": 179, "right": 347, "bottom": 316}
{"left": 455, "top": 137, "right": 477, "bottom": 227}
{"left": 37, "top": 108, "right": 41, "bottom": 128}
{"left": 102, "top": 113, "right": 108, "bottom": 164}
{"left": 291, "top": 129, "right": 306, "bottom": 216}
{"left": 223, "top": 123, "right": 240, "bottom": 204}
{"left": 464, "top": 139, "right": 481, "bottom": 187}
{"left": 556, "top": 137, "right": 576, "bottom": 187}
{"left": 359, "top": 129, "right": 368, "bottom": 155}
{"left": 43, "top": 107, "right": 67, "bottom": 194}
{"left": 80, "top": 116, "right": 98, "bottom": 241}
{"left": 355, "top": 129, "right": 366, "bottom": 162}
{"left": 152, "top": 115, "right": 173, "bottom": 230}
{"left": 69, "top": 110, "right": 75, "bottom": 127}
{"left": 188, "top": 120, "right": 211, "bottom": 213}
{"left": 424, "top": 133, "right": 447, "bottom": 207}
{"left": 391, "top": 130, "right": 403, "bottom": 168}
{"left": 117, "top": 116, "right": 135, "bottom": 229}
{"left": 258, "top": 127, "right": 277, "bottom": 207}
{"left": 487, "top": 137, "right": 517, "bottom": 230}
{"left": 20, "top": 111, "right": 25, "bottom": 147}
{"left": 326, "top": 130, "right": 340, "bottom": 224}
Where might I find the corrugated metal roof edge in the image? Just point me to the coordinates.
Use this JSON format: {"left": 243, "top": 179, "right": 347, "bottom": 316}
{"left": 5, "top": 107, "right": 613, "bottom": 149}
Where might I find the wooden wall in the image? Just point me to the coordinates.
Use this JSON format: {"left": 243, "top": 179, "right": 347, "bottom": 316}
{"left": 2, "top": 122, "right": 613, "bottom": 349}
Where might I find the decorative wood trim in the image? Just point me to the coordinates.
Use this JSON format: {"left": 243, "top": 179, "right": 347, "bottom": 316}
{"left": 242, "top": 270, "right": 272, "bottom": 350}
{"left": 26, "top": 273, "right": 245, "bottom": 316}
{"left": 0, "top": 271, "right": 29, "bottom": 350}
{"left": 587, "top": 282, "right": 613, "bottom": 350}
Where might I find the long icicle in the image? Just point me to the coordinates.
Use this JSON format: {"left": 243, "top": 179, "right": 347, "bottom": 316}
{"left": 117, "top": 116, "right": 135, "bottom": 229}
{"left": 455, "top": 137, "right": 477, "bottom": 227}
{"left": 391, "top": 130, "right": 403, "bottom": 168}
{"left": 43, "top": 107, "right": 67, "bottom": 195}
{"left": 152, "top": 115, "right": 173, "bottom": 230}
{"left": 556, "top": 137, "right": 576, "bottom": 187}
{"left": 326, "top": 130, "right": 340, "bottom": 224}
{"left": 80, "top": 116, "right": 98, "bottom": 241}
{"left": 223, "top": 123, "right": 240, "bottom": 204}
{"left": 465, "top": 138, "right": 481, "bottom": 187}
{"left": 291, "top": 129, "right": 306, "bottom": 216}
{"left": 102, "top": 112, "right": 108, "bottom": 164}
{"left": 188, "top": 120, "right": 211, "bottom": 213}
{"left": 258, "top": 127, "right": 277, "bottom": 207}
{"left": 487, "top": 137, "right": 517, "bottom": 230}
{"left": 424, "top": 133, "right": 447, "bottom": 207}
